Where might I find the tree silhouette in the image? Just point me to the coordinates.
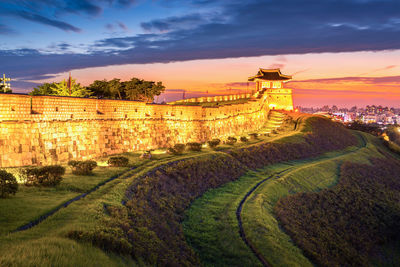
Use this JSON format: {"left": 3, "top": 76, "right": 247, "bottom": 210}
{"left": 88, "top": 77, "right": 165, "bottom": 102}
{"left": 30, "top": 79, "right": 92, "bottom": 97}
{"left": 51, "top": 79, "right": 92, "bottom": 97}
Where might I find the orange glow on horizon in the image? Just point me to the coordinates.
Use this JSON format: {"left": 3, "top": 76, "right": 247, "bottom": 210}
{"left": 29, "top": 50, "right": 400, "bottom": 107}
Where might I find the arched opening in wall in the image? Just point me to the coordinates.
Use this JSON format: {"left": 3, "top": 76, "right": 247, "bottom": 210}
{"left": 83, "top": 107, "right": 86, "bottom": 112}
{"left": 11, "top": 106, "right": 15, "bottom": 111}
{"left": 114, "top": 108, "right": 117, "bottom": 112}
{"left": 71, "top": 114, "right": 73, "bottom": 119}
{"left": 135, "top": 108, "right": 138, "bottom": 112}
{"left": 125, "top": 114, "right": 128, "bottom": 119}
{"left": 55, "top": 107, "right": 59, "bottom": 111}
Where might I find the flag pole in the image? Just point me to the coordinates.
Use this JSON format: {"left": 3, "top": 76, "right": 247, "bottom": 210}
{"left": 69, "top": 72, "right": 72, "bottom": 96}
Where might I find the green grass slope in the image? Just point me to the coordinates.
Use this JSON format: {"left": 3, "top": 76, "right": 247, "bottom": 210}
{"left": 184, "top": 130, "right": 391, "bottom": 266}
{"left": 1, "top": 112, "right": 383, "bottom": 266}
{"left": 0, "top": 112, "right": 295, "bottom": 266}
{"left": 275, "top": 153, "right": 400, "bottom": 266}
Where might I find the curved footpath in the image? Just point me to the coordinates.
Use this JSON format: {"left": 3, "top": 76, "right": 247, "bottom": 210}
{"left": 236, "top": 168, "right": 293, "bottom": 267}
{"left": 236, "top": 132, "right": 368, "bottom": 266}
{"left": 12, "top": 167, "right": 136, "bottom": 232}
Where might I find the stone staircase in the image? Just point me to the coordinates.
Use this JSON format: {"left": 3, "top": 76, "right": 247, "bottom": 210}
{"left": 259, "top": 110, "right": 286, "bottom": 135}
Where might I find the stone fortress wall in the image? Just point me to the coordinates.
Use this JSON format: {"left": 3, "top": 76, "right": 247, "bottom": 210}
{"left": 171, "top": 93, "right": 251, "bottom": 104}
{"left": 0, "top": 93, "right": 274, "bottom": 167}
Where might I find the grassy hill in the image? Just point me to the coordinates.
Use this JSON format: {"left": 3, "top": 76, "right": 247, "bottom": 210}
{"left": 1, "top": 112, "right": 398, "bottom": 266}
{"left": 184, "top": 123, "right": 400, "bottom": 266}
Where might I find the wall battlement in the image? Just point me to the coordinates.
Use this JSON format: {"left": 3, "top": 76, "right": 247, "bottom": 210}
{"left": 170, "top": 93, "right": 251, "bottom": 104}
{"left": 0, "top": 93, "right": 270, "bottom": 167}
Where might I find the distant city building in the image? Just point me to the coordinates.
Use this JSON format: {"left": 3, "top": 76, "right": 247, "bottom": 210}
{"left": 300, "top": 104, "right": 400, "bottom": 127}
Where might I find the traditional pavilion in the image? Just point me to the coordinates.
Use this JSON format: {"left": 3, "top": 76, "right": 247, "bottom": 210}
{"left": 249, "top": 68, "right": 294, "bottom": 111}
{"left": 248, "top": 68, "right": 292, "bottom": 91}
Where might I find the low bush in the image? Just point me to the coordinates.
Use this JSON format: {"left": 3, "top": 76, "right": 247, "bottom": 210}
{"left": 186, "top": 142, "right": 202, "bottom": 151}
{"left": 22, "top": 165, "right": 65, "bottom": 186}
{"left": 168, "top": 144, "right": 186, "bottom": 155}
{"left": 240, "top": 136, "right": 248, "bottom": 142}
{"left": 68, "top": 160, "right": 97, "bottom": 175}
{"left": 207, "top": 139, "right": 221, "bottom": 149}
{"left": 108, "top": 156, "right": 129, "bottom": 167}
{"left": 226, "top": 137, "right": 237, "bottom": 145}
{"left": 0, "top": 170, "right": 18, "bottom": 198}
{"left": 249, "top": 133, "right": 259, "bottom": 139}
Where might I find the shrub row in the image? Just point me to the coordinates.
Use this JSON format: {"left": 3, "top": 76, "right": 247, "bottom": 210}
{"left": 275, "top": 155, "right": 400, "bottom": 266}
{"left": 167, "top": 144, "right": 186, "bottom": 155}
{"left": 207, "top": 139, "right": 221, "bottom": 148}
{"left": 108, "top": 156, "right": 129, "bottom": 167}
{"left": 22, "top": 165, "right": 66, "bottom": 186}
{"left": 68, "top": 116, "right": 359, "bottom": 265}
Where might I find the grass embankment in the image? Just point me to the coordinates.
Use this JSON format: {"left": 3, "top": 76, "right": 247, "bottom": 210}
{"left": 0, "top": 151, "right": 218, "bottom": 266}
{"left": 275, "top": 153, "right": 400, "bottom": 266}
{"left": 88, "top": 115, "right": 356, "bottom": 266}
{"left": 0, "top": 112, "right": 293, "bottom": 266}
{"left": 0, "top": 167, "right": 127, "bottom": 235}
{"left": 184, "top": 125, "right": 387, "bottom": 266}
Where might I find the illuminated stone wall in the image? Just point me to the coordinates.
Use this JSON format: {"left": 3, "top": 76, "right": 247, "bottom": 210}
{"left": 171, "top": 93, "right": 251, "bottom": 104}
{"left": 266, "top": 89, "right": 294, "bottom": 111}
{"left": 0, "top": 94, "right": 269, "bottom": 167}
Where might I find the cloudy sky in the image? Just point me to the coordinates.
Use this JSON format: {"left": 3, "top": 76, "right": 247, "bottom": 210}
{"left": 1, "top": 0, "right": 400, "bottom": 107}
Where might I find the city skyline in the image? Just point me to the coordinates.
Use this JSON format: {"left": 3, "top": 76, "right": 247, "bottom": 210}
{"left": 1, "top": 0, "right": 400, "bottom": 107}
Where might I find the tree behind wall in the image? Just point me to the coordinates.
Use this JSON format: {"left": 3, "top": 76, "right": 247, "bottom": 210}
{"left": 30, "top": 79, "right": 92, "bottom": 97}
{"left": 87, "top": 77, "right": 165, "bottom": 102}
{"left": 50, "top": 79, "right": 92, "bottom": 97}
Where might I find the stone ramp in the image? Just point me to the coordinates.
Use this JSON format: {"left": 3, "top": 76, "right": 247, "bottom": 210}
{"left": 259, "top": 110, "right": 286, "bottom": 135}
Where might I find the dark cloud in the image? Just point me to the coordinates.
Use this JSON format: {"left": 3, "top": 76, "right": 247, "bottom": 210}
{"left": 225, "top": 82, "right": 255, "bottom": 88}
{"left": 288, "top": 75, "right": 400, "bottom": 85}
{"left": 63, "top": 0, "right": 102, "bottom": 16}
{"left": 3, "top": 0, "right": 400, "bottom": 91}
{"left": 141, "top": 14, "right": 206, "bottom": 32}
{"left": 118, "top": 22, "right": 128, "bottom": 31}
{"left": 294, "top": 88, "right": 400, "bottom": 96}
{"left": 0, "top": 0, "right": 137, "bottom": 33}
{"left": 359, "top": 65, "right": 397, "bottom": 76}
{"left": 47, "top": 42, "right": 72, "bottom": 52}
{"left": 105, "top": 22, "right": 129, "bottom": 33}
{"left": 0, "top": 24, "right": 15, "bottom": 35}
{"left": 7, "top": 10, "right": 81, "bottom": 32}
{"left": 165, "top": 89, "right": 186, "bottom": 92}
{"left": 268, "top": 63, "right": 286, "bottom": 69}
{"left": 105, "top": 23, "right": 115, "bottom": 31}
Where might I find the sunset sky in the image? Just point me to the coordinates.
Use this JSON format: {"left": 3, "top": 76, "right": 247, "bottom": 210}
{"left": 1, "top": 0, "right": 400, "bottom": 107}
